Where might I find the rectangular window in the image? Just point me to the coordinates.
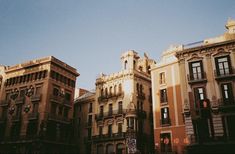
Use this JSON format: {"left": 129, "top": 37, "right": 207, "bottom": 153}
{"left": 51, "top": 103, "right": 57, "bottom": 115}
{"left": 64, "top": 108, "right": 69, "bottom": 118}
{"left": 161, "top": 107, "right": 170, "bottom": 125}
{"left": 194, "top": 87, "right": 206, "bottom": 108}
{"left": 89, "top": 103, "right": 93, "bottom": 113}
{"left": 53, "top": 88, "right": 59, "bottom": 96}
{"left": 159, "top": 72, "right": 166, "bottom": 84}
{"left": 100, "top": 106, "right": 104, "bottom": 117}
{"left": 99, "top": 126, "right": 103, "bottom": 136}
{"left": 88, "top": 128, "right": 92, "bottom": 139}
{"left": 160, "top": 89, "right": 168, "bottom": 103}
{"left": 108, "top": 125, "right": 112, "bottom": 137}
{"left": 215, "top": 56, "right": 231, "bottom": 76}
{"left": 118, "top": 101, "right": 123, "bottom": 113}
{"left": 221, "top": 83, "right": 234, "bottom": 104}
{"left": 65, "top": 92, "right": 71, "bottom": 101}
{"left": 108, "top": 104, "right": 113, "bottom": 116}
{"left": 189, "top": 61, "right": 203, "bottom": 80}
{"left": 118, "top": 123, "right": 122, "bottom": 134}
{"left": 88, "top": 115, "right": 92, "bottom": 125}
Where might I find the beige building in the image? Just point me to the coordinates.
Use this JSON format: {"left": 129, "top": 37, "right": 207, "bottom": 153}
{"left": 82, "top": 50, "right": 155, "bottom": 154}
{"left": 74, "top": 89, "right": 95, "bottom": 154}
{"left": 151, "top": 46, "right": 186, "bottom": 153}
{"left": 0, "top": 56, "right": 79, "bottom": 153}
{"left": 175, "top": 19, "right": 235, "bottom": 153}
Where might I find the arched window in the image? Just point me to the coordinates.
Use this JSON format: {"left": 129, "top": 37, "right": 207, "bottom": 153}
{"left": 105, "top": 88, "right": 108, "bottom": 96}
{"left": 133, "top": 60, "right": 136, "bottom": 69}
{"left": 124, "top": 60, "right": 128, "bottom": 70}
{"left": 109, "top": 86, "right": 112, "bottom": 96}
{"left": 114, "top": 85, "right": 117, "bottom": 95}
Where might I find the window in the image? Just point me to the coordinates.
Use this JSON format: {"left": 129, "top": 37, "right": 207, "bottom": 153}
{"left": 88, "top": 128, "right": 92, "bottom": 139}
{"left": 160, "top": 89, "right": 168, "bottom": 103}
{"left": 109, "top": 86, "right": 112, "bottom": 96}
{"left": 65, "top": 92, "right": 71, "bottom": 101}
{"left": 64, "top": 108, "right": 69, "bottom": 118}
{"left": 221, "top": 83, "right": 234, "bottom": 104}
{"left": 114, "top": 85, "right": 117, "bottom": 95}
{"left": 108, "top": 104, "right": 113, "bottom": 116}
{"left": 161, "top": 107, "right": 170, "bottom": 125}
{"left": 53, "top": 88, "right": 59, "bottom": 96}
{"left": 89, "top": 103, "right": 93, "bottom": 113}
{"left": 58, "top": 106, "right": 63, "bottom": 116}
{"left": 99, "top": 126, "right": 103, "bottom": 136}
{"left": 118, "top": 101, "right": 123, "bottom": 113}
{"left": 118, "top": 84, "right": 122, "bottom": 93}
{"left": 32, "top": 103, "right": 39, "bottom": 113}
{"left": 124, "top": 60, "right": 128, "bottom": 70}
{"left": 51, "top": 103, "right": 57, "bottom": 115}
{"left": 194, "top": 87, "right": 206, "bottom": 108}
{"left": 159, "top": 72, "right": 166, "bottom": 84}
{"left": 189, "top": 61, "right": 203, "bottom": 80}
{"left": 88, "top": 115, "right": 92, "bottom": 125}
{"left": 136, "top": 83, "right": 139, "bottom": 93}
{"left": 118, "top": 123, "right": 122, "bottom": 134}
{"left": 105, "top": 88, "right": 108, "bottom": 96}
{"left": 35, "top": 86, "right": 42, "bottom": 95}
{"left": 108, "top": 125, "right": 112, "bottom": 137}
{"left": 20, "top": 89, "right": 26, "bottom": 97}
{"left": 100, "top": 106, "right": 104, "bottom": 117}
{"left": 215, "top": 56, "right": 231, "bottom": 76}
{"left": 128, "top": 117, "right": 134, "bottom": 129}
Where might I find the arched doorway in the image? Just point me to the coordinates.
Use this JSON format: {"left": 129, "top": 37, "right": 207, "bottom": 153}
{"left": 116, "top": 143, "right": 124, "bottom": 154}
{"left": 106, "top": 144, "right": 114, "bottom": 154}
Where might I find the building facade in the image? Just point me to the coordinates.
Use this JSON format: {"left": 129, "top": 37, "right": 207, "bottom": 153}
{"left": 84, "top": 50, "right": 155, "bottom": 154}
{"left": 0, "top": 56, "right": 79, "bottom": 153}
{"left": 74, "top": 90, "right": 95, "bottom": 154}
{"left": 176, "top": 19, "right": 235, "bottom": 153}
{"left": 151, "top": 46, "right": 186, "bottom": 154}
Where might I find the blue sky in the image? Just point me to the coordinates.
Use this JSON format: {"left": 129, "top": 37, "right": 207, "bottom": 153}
{"left": 0, "top": 0, "right": 235, "bottom": 90}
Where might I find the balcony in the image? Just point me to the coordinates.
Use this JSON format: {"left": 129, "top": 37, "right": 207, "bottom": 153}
{"left": 50, "top": 95, "right": 72, "bottom": 107}
{"left": 48, "top": 114, "right": 71, "bottom": 124}
{"left": 12, "top": 114, "right": 21, "bottom": 122}
{"left": 30, "top": 94, "right": 41, "bottom": 102}
{"left": 15, "top": 97, "right": 25, "bottom": 104}
{"left": 28, "top": 112, "right": 39, "bottom": 120}
{"left": 187, "top": 72, "right": 207, "bottom": 84}
{"left": 95, "top": 109, "right": 126, "bottom": 120}
{"left": 0, "top": 100, "right": 9, "bottom": 107}
{"left": 92, "top": 132, "right": 126, "bottom": 142}
{"left": 214, "top": 68, "right": 235, "bottom": 81}
{"left": 218, "top": 97, "right": 235, "bottom": 113}
{"left": 137, "top": 93, "right": 145, "bottom": 100}
{"left": 98, "top": 92, "right": 124, "bottom": 103}
{"left": 160, "top": 118, "right": 171, "bottom": 127}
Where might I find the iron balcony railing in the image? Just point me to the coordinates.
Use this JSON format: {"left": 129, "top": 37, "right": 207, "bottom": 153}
{"left": 98, "top": 92, "right": 124, "bottom": 102}
{"left": 48, "top": 113, "right": 71, "bottom": 124}
{"left": 50, "top": 95, "right": 72, "bottom": 107}
{"left": 214, "top": 68, "right": 235, "bottom": 80}
{"left": 95, "top": 109, "right": 126, "bottom": 120}
{"left": 187, "top": 72, "right": 207, "bottom": 84}
{"left": 92, "top": 132, "right": 126, "bottom": 142}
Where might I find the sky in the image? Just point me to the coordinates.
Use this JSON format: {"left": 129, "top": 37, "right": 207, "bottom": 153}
{"left": 0, "top": 0, "right": 235, "bottom": 90}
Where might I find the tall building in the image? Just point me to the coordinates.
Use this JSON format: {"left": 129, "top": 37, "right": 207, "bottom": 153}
{"left": 0, "top": 56, "right": 79, "bottom": 153}
{"left": 83, "top": 50, "right": 155, "bottom": 154}
{"left": 151, "top": 46, "right": 186, "bottom": 153}
{"left": 74, "top": 89, "right": 95, "bottom": 154}
{"left": 175, "top": 19, "right": 235, "bottom": 153}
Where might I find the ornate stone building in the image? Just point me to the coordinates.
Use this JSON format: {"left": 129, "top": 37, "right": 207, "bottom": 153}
{"left": 84, "top": 50, "right": 155, "bottom": 154}
{"left": 175, "top": 19, "right": 235, "bottom": 153}
{"left": 151, "top": 46, "right": 186, "bottom": 154}
{"left": 0, "top": 56, "right": 79, "bottom": 153}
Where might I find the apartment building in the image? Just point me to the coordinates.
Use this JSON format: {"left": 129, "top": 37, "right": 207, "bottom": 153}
{"left": 84, "top": 50, "right": 156, "bottom": 154}
{"left": 0, "top": 56, "right": 79, "bottom": 153}
{"left": 74, "top": 89, "right": 95, "bottom": 154}
{"left": 175, "top": 19, "right": 235, "bottom": 153}
{"left": 151, "top": 46, "right": 186, "bottom": 154}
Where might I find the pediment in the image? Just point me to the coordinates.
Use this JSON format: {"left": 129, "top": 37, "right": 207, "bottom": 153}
{"left": 187, "top": 53, "right": 203, "bottom": 62}
{"left": 212, "top": 48, "right": 230, "bottom": 57}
